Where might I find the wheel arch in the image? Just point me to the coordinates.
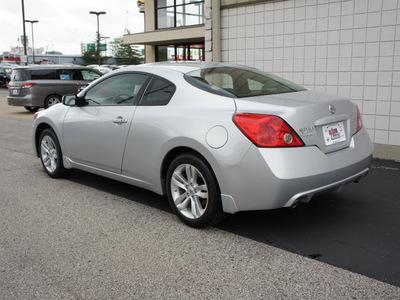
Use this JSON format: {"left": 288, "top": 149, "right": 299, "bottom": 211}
{"left": 46, "top": 93, "right": 62, "bottom": 99}
{"left": 34, "top": 123, "right": 54, "bottom": 157}
{"left": 45, "top": 94, "right": 62, "bottom": 108}
{"left": 160, "top": 146, "right": 221, "bottom": 195}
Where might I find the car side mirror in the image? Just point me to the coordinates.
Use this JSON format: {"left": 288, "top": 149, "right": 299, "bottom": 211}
{"left": 62, "top": 94, "right": 87, "bottom": 106}
{"left": 62, "top": 94, "right": 77, "bottom": 106}
{"left": 75, "top": 95, "right": 87, "bottom": 106}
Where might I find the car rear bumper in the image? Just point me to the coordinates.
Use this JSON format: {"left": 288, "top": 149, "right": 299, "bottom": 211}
{"left": 282, "top": 167, "right": 369, "bottom": 208}
{"left": 7, "top": 95, "right": 42, "bottom": 107}
{"left": 219, "top": 127, "right": 373, "bottom": 213}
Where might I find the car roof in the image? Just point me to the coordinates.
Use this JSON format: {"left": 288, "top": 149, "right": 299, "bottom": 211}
{"left": 119, "top": 62, "right": 254, "bottom": 75}
{"left": 12, "top": 65, "right": 97, "bottom": 71}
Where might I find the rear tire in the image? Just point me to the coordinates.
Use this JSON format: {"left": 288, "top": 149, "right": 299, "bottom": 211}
{"left": 45, "top": 94, "right": 61, "bottom": 109}
{"left": 39, "top": 128, "right": 70, "bottom": 178}
{"left": 166, "top": 153, "right": 225, "bottom": 228}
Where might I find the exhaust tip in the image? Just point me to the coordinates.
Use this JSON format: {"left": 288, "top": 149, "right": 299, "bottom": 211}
{"left": 290, "top": 199, "right": 300, "bottom": 209}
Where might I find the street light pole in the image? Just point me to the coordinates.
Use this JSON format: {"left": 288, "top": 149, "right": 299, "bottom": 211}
{"left": 89, "top": 11, "right": 106, "bottom": 65}
{"left": 25, "top": 20, "right": 39, "bottom": 64}
{"left": 21, "top": 0, "right": 27, "bottom": 62}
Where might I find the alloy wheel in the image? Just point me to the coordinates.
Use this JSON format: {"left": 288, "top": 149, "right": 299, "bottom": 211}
{"left": 41, "top": 135, "right": 58, "bottom": 173}
{"left": 170, "top": 163, "right": 209, "bottom": 219}
{"left": 47, "top": 96, "right": 61, "bottom": 107}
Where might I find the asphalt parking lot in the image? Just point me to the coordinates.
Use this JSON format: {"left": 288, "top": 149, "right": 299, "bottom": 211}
{"left": 1, "top": 89, "right": 399, "bottom": 299}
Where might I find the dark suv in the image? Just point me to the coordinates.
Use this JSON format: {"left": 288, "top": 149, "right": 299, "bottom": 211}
{"left": 0, "top": 65, "right": 12, "bottom": 88}
{"left": 7, "top": 65, "right": 102, "bottom": 112}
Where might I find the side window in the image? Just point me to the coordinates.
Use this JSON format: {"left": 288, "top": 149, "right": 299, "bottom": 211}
{"left": 31, "top": 69, "right": 55, "bottom": 80}
{"left": 55, "top": 69, "right": 83, "bottom": 80}
{"left": 84, "top": 73, "right": 149, "bottom": 106}
{"left": 140, "top": 76, "right": 176, "bottom": 106}
{"left": 81, "top": 70, "right": 102, "bottom": 81}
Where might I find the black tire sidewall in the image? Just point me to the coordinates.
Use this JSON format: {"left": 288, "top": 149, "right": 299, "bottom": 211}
{"left": 24, "top": 106, "right": 38, "bottom": 113}
{"left": 166, "top": 153, "right": 222, "bottom": 228}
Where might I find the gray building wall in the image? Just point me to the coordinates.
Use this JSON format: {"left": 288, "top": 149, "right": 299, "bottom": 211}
{"left": 207, "top": 0, "right": 400, "bottom": 160}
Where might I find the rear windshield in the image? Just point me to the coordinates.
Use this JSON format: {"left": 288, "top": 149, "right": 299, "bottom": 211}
{"left": 11, "top": 69, "right": 30, "bottom": 82}
{"left": 185, "top": 66, "right": 306, "bottom": 98}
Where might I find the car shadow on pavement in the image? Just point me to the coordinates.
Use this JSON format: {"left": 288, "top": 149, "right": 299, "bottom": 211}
{"left": 65, "top": 159, "right": 400, "bottom": 287}
{"left": 217, "top": 159, "right": 400, "bottom": 287}
{"left": 67, "top": 169, "right": 172, "bottom": 213}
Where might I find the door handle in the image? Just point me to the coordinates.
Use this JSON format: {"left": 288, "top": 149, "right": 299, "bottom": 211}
{"left": 112, "top": 117, "right": 128, "bottom": 124}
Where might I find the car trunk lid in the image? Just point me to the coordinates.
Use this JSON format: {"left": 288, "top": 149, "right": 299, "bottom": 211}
{"left": 234, "top": 90, "right": 358, "bottom": 154}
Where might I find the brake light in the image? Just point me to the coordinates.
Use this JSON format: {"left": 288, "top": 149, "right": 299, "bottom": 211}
{"left": 233, "top": 113, "right": 304, "bottom": 147}
{"left": 21, "top": 83, "right": 36, "bottom": 89}
{"left": 356, "top": 105, "right": 363, "bottom": 133}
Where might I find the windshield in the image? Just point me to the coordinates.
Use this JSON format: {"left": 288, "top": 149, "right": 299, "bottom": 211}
{"left": 185, "top": 66, "right": 306, "bottom": 98}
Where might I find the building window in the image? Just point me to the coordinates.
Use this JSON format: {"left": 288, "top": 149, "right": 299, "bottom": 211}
{"left": 157, "top": 0, "right": 204, "bottom": 29}
{"left": 157, "top": 44, "right": 204, "bottom": 62}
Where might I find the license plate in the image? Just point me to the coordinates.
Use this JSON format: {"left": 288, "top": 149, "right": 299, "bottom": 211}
{"left": 322, "top": 122, "right": 346, "bottom": 145}
{"left": 11, "top": 89, "right": 19, "bottom": 95}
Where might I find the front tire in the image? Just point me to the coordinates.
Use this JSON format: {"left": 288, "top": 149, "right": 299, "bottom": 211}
{"left": 39, "top": 129, "right": 70, "bottom": 178}
{"left": 166, "top": 153, "right": 225, "bottom": 228}
{"left": 24, "top": 106, "right": 39, "bottom": 113}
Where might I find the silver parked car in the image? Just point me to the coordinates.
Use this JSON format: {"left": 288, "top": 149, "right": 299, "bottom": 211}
{"left": 8, "top": 65, "right": 102, "bottom": 112}
{"left": 32, "top": 63, "right": 373, "bottom": 228}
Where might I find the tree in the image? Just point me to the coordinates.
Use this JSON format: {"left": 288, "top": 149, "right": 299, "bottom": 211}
{"left": 82, "top": 46, "right": 103, "bottom": 65}
{"left": 109, "top": 36, "right": 143, "bottom": 65}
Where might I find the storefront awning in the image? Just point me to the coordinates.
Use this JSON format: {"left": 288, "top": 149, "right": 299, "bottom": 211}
{"left": 123, "top": 26, "right": 205, "bottom": 46}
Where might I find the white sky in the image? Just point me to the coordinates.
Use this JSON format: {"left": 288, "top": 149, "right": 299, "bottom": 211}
{"left": 0, "top": 0, "right": 145, "bottom": 55}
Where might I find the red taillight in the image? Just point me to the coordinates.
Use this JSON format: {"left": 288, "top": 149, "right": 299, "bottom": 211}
{"left": 233, "top": 113, "right": 304, "bottom": 147}
{"left": 21, "top": 83, "right": 36, "bottom": 89}
{"left": 356, "top": 105, "right": 363, "bottom": 132}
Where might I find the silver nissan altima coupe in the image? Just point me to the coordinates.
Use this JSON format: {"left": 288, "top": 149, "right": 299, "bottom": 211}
{"left": 32, "top": 63, "right": 373, "bottom": 228}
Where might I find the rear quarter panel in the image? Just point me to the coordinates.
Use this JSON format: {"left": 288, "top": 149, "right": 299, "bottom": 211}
{"left": 30, "top": 79, "right": 58, "bottom": 106}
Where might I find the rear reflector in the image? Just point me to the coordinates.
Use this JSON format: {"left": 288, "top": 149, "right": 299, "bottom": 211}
{"left": 233, "top": 113, "right": 304, "bottom": 147}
